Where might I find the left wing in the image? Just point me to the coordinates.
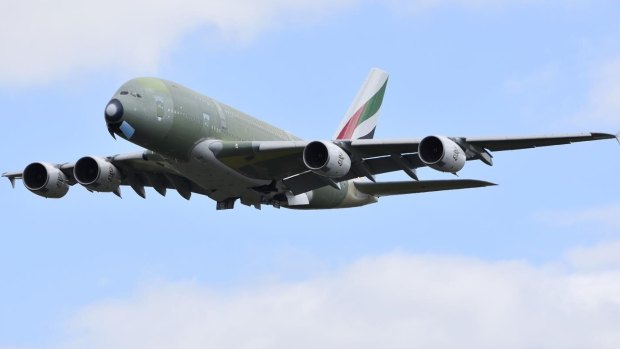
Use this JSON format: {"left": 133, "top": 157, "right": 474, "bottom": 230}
{"left": 464, "top": 132, "right": 619, "bottom": 151}
{"left": 210, "top": 132, "right": 617, "bottom": 194}
{"left": 346, "top": 132, "right": 617, "bottom": 156}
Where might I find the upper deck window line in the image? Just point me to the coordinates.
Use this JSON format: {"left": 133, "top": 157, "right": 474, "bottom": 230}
{"left": 120, "top": 91, "right": 142, "bottom": 98}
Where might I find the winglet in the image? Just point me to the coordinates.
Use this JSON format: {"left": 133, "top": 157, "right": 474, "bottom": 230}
{"left": 2, "top": 172, "right": 18, "bottom": 188}
{"left": 616, "top": 131, "right": 620, "bottom": 145}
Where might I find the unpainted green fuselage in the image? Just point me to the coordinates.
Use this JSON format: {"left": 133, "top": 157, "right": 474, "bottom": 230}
{"left": 109, "top": 77, "right": 376, "bottom": 209}
{"left": 113, "top": 78, "right": 300, "bottom": 157}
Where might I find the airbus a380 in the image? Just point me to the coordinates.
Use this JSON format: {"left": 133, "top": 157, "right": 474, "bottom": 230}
{"left": 4, "top": 69, "right": 618, "bottom": 210}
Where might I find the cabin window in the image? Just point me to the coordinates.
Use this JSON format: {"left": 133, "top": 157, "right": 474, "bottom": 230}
{"left": 120, "top": 91, "right": 128, "bottom": 95}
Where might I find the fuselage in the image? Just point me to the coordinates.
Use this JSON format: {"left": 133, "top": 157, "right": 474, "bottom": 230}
{"left": 107, "top": 78, "right": 300, "bottom": 157}
{"left": 104, "top": 77, "right": 377, "bottom": 209}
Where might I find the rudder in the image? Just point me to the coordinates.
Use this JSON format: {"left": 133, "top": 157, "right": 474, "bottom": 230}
{"left": 333, "top": 68, "right": 389, "bottom": 140}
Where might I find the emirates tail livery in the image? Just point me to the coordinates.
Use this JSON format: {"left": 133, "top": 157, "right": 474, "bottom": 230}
{"left": 4, "top": 68, "right": 618, "bottom": 210}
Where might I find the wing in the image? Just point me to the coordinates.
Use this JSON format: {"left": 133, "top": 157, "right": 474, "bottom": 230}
{"left": 209, "top": 132, "right": 616, "bottom": 195}
{"left": 107, "top": 152, "right": 213, "bottom": 199}
{"left": 346, "top": 132, "right": 617, "bottom": 155}
{"left": 3, "top": 151, "right": 209, "bottom": 199}
{"left": 464, "top": 132, "right": 618, "bottom": 151}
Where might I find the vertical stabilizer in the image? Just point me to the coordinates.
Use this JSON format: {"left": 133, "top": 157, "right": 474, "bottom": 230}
{"left": 333, "top": 68, "right": 389, "bottom": 140}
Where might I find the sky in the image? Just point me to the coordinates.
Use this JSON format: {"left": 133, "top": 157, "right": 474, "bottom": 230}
{"left": 1, "top": 0, "right": 620, "bottom": 348}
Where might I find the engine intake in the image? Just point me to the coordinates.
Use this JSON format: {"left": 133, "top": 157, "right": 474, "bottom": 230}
{"left": 303, "top": 141, "right": 351, "bottom": 178}
{"left": 23, "top": 162, "right": 69, "bottom": 198}
{"left": 418, "top": 135, "right": 466, "bottom": 173}
{"left": 74, "top": 156, "right": 121, "bottom": 192}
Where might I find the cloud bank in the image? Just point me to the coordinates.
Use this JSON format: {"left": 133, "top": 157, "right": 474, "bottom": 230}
{"left": 0, "top": 0, "right": 567, "bottom": 86}
{"left": 0, "top": 0, "right": 356, "bottom": 85}
{"left": 58, "top": 248, "right": 620, "bottom": 349}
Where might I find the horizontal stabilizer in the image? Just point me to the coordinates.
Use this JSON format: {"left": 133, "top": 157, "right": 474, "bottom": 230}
{"left": 354, "top": 179, "right": 496, "bottom": 197}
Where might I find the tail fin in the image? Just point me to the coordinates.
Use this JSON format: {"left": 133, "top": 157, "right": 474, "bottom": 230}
{"left": 333, "top": 68, "right": 389, "bottom": 140}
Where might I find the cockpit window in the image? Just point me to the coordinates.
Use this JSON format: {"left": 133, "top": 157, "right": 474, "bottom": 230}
{"left": 120, "top": 91, "right": 142, "bottom": 98}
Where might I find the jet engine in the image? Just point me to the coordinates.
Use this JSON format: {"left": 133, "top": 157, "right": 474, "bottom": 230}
{"left": 418, "top": 135, "right": 466, "bottom": 173}
{"left": 303, "top": 141, "right": 351, "bottom": 178}
{"left": 74, "top": 156, "right": 121, "bottom": 192}
{"left": 23, "top": 162, "right": 70, "bottom": 198}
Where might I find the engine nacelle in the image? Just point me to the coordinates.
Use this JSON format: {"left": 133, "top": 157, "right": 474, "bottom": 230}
{"left": 303, "top": 141, "right": 351, "bottom": 178}
{"left": 418, "top": 135, "right": 466, "bottom": 173}
{"left": 74, "top": 156, "right": 121, "bottom": 192}
{"left": 23, "top": 162, "right": 69, "bottom": 198}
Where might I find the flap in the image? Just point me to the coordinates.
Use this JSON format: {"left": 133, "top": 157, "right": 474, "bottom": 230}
{"left": 354, "top": 179, "right": 496, "bottom": 197}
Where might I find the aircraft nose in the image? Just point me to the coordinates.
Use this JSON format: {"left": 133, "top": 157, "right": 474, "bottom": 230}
{"left": 104, "top": 99, "right": 124, "bottom": 124}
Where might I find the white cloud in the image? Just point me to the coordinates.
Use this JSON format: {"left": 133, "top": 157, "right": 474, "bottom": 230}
{"left": 0, "top": 0, "right": 576, "bottom": 86}
{"left": 0, "top": 0, "right": 357, "bottom": 86}
{"left": 537, "top": 202, "right": 620, "bottom": 230}
{"left": 52, "top": 249, "right": 620, "bottom": 349}
{"left": 384, "top": 0, "right": 541, "bottom": 13}
{"left": 567, "top": 241, "right": 620, "bottom": 271}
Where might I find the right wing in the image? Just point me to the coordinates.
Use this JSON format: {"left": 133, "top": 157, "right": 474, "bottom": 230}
{"left": 2, "top": 152, "right": 209, "bottom": 199}
{"left": 104, "top": 152, "right": 209, "bottom": 199}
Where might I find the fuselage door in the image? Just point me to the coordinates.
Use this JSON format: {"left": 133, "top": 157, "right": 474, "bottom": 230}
{"left": 155, "top": 96, "right": 165, "bottom": 120}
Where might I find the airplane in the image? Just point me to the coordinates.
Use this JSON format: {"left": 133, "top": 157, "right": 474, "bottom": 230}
{"left": 3, "top": 68, "right": 618, "bottom": 210}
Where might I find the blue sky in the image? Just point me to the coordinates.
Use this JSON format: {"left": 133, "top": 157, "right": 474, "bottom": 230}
{"left": 1, "top": 1, "right": 620, "bottom": 348}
